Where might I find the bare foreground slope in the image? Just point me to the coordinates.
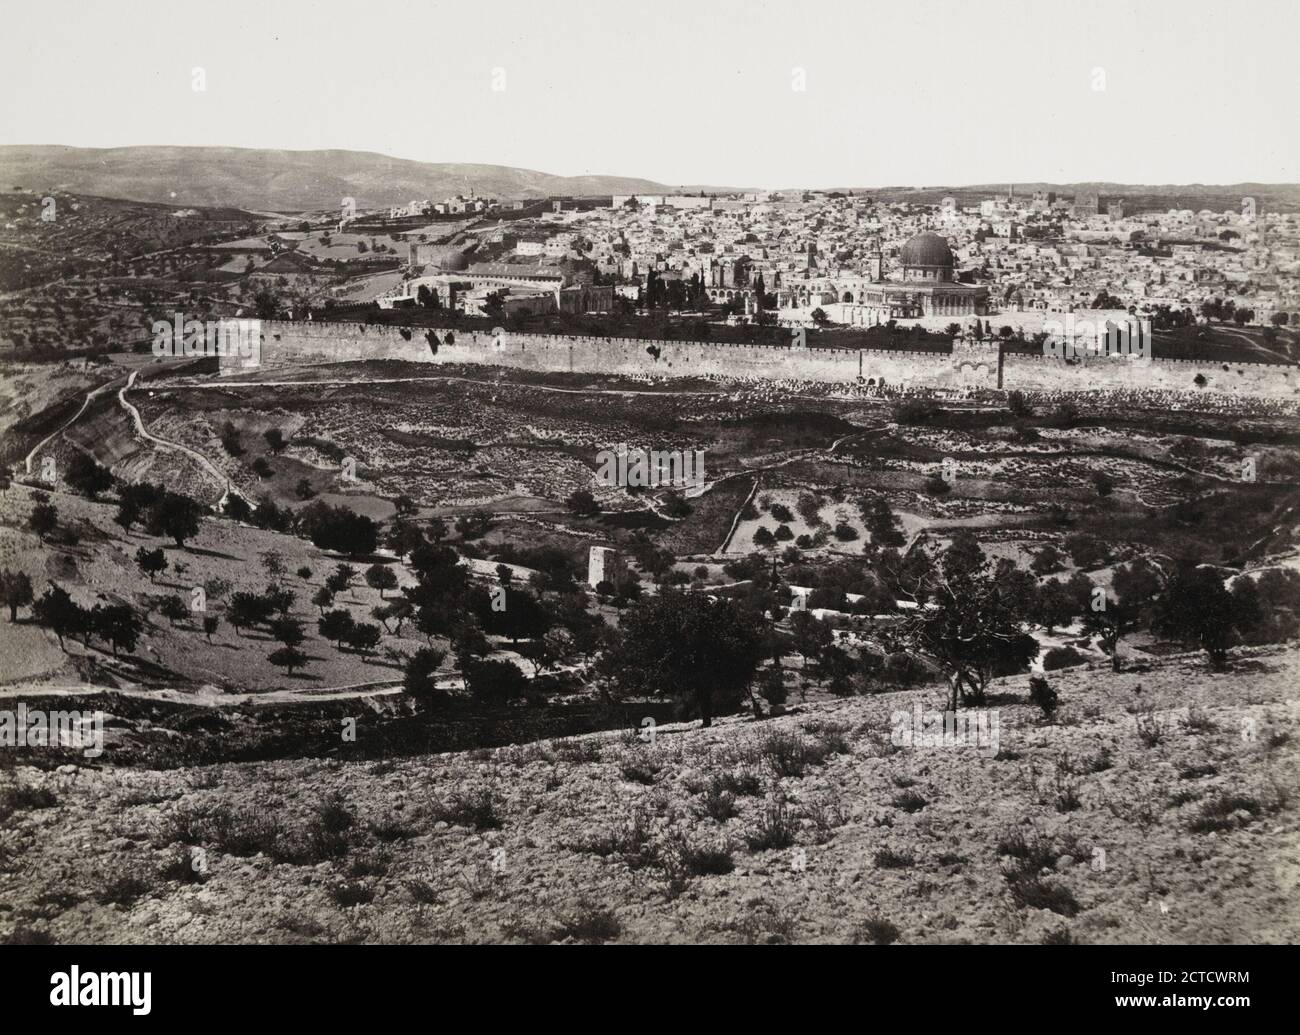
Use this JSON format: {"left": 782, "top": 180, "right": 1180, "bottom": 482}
{"left": 2, "top": 646, "right": 1297, "bottom": 945}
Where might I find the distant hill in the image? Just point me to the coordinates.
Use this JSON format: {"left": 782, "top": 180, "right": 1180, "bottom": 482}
{"left": 4, "top": 146, "right": 1295, "bottom": 214}
{"left": 831, "top": 182, "right": 1300, "bottom": 214}
{"left": 0, "top": 146, "right": 737, "bottom": 213}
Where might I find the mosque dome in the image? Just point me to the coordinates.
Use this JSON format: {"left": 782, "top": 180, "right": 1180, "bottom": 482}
{"left": 899, "top": 231, "right": 955, "bottom": 269}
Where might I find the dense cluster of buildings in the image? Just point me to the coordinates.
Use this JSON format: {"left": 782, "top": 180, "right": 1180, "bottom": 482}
{"left": 387, "top": 191, "right": 498, "bottom": 220}
{"left": 374, "top": 185, "right": 1300, "bottom": 332}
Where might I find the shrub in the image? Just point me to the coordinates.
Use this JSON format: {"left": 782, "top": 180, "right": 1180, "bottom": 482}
{"left": 310, "top": 794, "right": 355, "bottom": 849}
{"left": 890, "top": 790, "right": 928, "bottom": 813}
{"left": 854, "top": 916, "right": 901, "bottom": 945}
{"left": 1007, "top": 876, "right": 1080, "bottom": 917}
{"left": 1042, "top": 646, "right": 1085, "bottom": 671}
{"left": 403, "top": 646, "right": 447, "bottom": 699}
{"left": 1183, "top": 704, "right": 1217, "bottom": 733}
{"left": 0, "top": 784, "right": 57, "bottom": 821}
{"left": 698, "top": 785, "right": 738, "bottom": 821}
{"left": 1028, "top": 675, "right": 1059, "bottom": 716}
{"left": 1064, "top": 533, "right": 1110, "bottom": 570}
{"left": 1188, "top": 792, "right": 1265, "bottom": 834}
{"left": 663, "top": 833, "right": 735, "bottom": 878}
{"left": 463, "top": 657, "right": 529, "bottom": 704}
{"left": 329, "top": 882, "right": 374, "bottom": 907}
{"left": 802, "top": 797, "right": 846, "bottom": 839}
{"left": 1052, "top": 768, "right": 1082, "bottom": 813}
{"left": 744, "top": 800, "right": 796, "bottom": 851}
{"left": 3, "top": 926, "right": 55, "bottom": 945}
{"left": 715, "top": 766, "right": 765, "bottom": 797}
{"left": 94, "top": 873, "right": 152, "bottom": 907}
{"left": 805, "top": 720, "right": 852, "bottom": 756}
{"left": 619, "top": 758, "right": 661, "bottom": 785}
{"left": 874, "top": 847, "right": 915, "bottom": 869}
{"left": 430, "top": 788, "right": 503, "bottom": 830}
{"left": 757, "top": 730, "right": 825, "bottom": 778}
{"left": 368, "top": 814, "right": 420, "bottom": 842}
{"left": 575, "top": 809, "right": 657, "bottom": 870}
{"left": 167, "top": 803, "right": 282, "bottom": 858}
{"left": 996, "top": 828, "right": 1089, "bottom": 881}
{"left": 549, "top": 904, "right": 621, "bottom": 944}
{"left": 1135, "top": 708, "right": 1167, "bottom": 747}
{"left": 1031, "top": 545, "right": 1065, "bottom": 576}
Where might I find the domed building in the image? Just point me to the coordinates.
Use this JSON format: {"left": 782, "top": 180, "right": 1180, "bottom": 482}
{"left": 842, "top": 231, "right": 989, "bottom": 323}
{"left": 899, "top": 231, "right": 956, "bottom": 282}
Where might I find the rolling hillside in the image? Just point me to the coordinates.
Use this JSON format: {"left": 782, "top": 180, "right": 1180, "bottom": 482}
{"left": 2, "top": 643, "right": 1297, "bottom": 944}
{"left": 0, "top": 146, "right": 734, "bottom": 212}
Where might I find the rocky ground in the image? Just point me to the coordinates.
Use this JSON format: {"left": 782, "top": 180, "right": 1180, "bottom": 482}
{"left": 2, "top": 644, "right": 1297, "bottom": 945}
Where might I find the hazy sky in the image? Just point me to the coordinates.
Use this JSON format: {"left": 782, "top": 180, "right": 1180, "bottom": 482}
{"left": 2, "top": 0, "right": 1296, "bottom": 187}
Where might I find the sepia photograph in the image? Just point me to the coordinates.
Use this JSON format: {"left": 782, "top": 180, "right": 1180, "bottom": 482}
{"left": 0, "top": 0, "right": 1296, "bottom": 1013}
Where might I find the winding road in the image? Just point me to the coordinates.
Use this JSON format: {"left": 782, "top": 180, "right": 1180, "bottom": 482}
{"left": 23, "top": 368, "right": 245, "bottom": 505}
{"left": 0, "top": 679, "right": 403, "bottom": 707}
{"left": 23, "top": 375, "right": 125, "bottom": 476}
{"left": 116, "top": 369, "right": 238, "bottom": 500}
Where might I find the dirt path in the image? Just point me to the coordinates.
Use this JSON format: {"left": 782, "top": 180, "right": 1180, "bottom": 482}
{"left": 22, "top": 375, "right": 125, "bottom": 475}
{"left": 117, "top": 370, "right": 246, "bottom": 504}
{"left": 156, "top": 372, "right": 887, "bottom": 404}
{"left": 22, "top": 369, "right": 247, "bottom": 506}
{"left": 0, "top": 678, "right": 403, "bottom": 707}
{"left": 164, "top": 374, "right": 728, "bottom": 398}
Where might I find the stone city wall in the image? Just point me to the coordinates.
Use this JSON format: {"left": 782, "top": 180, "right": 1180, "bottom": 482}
{"left": 223, "top": 320, "right": 1297, "bottom": 399}
{"left": 1002, "top": 352, "right": 1296, "bottom": 397}
{"left": 231, "top": 320, "right": 984, "bottom": 388}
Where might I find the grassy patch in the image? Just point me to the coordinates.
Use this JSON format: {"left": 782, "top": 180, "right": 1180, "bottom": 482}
{"left": 744, "top": 800, "right": 797, "bottom": 851}
{"left": 429, "top": 788, "right": 504, "bottom": 831}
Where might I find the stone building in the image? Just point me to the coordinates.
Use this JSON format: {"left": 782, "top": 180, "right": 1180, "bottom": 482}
{"left": 588, "top": 546, "right": 625, "bottom": 589}
{"left": 846, "top": 232, "right": 990, "bottom": 321}
{"left": 1073, "top": 192, "right": 1101, "bottom": 217}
